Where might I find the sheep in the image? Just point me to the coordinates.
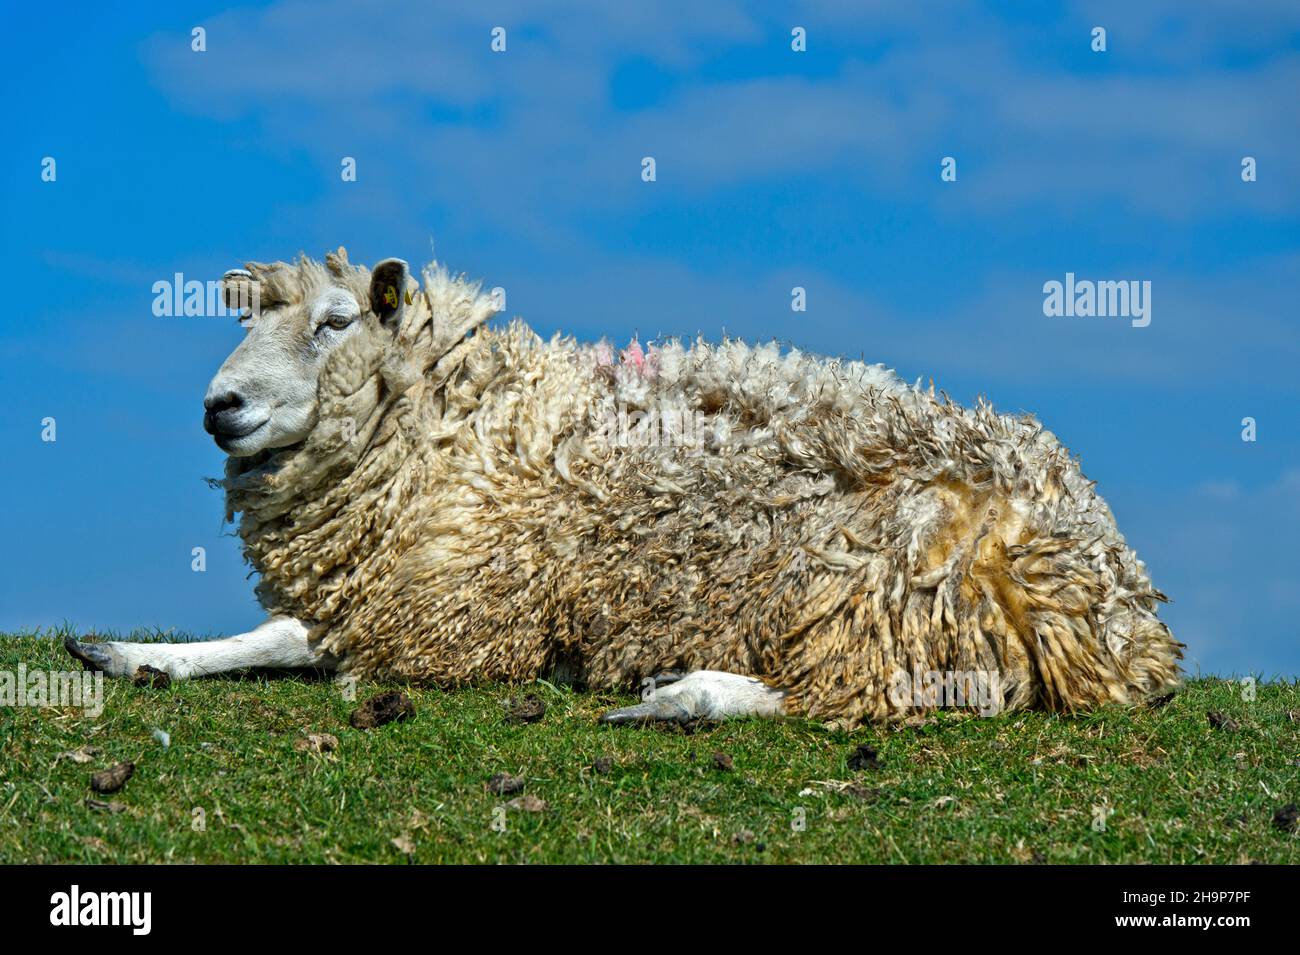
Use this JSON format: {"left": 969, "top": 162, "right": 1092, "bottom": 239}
{"left": 65, "top": 248, "right": 1183, "bottom": 726}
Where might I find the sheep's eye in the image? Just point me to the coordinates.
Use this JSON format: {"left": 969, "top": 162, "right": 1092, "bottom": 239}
{"left": 323, "top": 313, "right": 354, "bottom": 331}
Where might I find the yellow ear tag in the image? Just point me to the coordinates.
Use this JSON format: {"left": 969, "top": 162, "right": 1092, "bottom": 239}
{"left": 383, "top": 285, "right": 398, "bottom": 309}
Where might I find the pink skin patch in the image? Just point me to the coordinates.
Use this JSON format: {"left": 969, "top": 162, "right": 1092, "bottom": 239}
{"left": 592, "top": 340, "right": 659, "bottom": 382}
{"left": 620, "top": 340, "right": 659, "bottom": 380}
{"left": 621, "top": 340, "right": 645, "bottom": 368}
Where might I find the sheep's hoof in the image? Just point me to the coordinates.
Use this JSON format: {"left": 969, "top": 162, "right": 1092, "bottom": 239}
{"left": 599, "top": 699, "right": 694, "bottom": 725}
{"left": 64, "top": 636, "right": 116, "bottom": 674}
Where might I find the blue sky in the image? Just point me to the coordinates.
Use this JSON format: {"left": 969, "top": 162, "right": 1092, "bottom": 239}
{"left": 1, "top": 1, "right": 1297, "bottom": 676}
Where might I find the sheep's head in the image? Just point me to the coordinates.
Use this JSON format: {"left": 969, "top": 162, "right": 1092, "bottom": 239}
{"left": 204, "top": 247, "right": 411, "bottom": 457}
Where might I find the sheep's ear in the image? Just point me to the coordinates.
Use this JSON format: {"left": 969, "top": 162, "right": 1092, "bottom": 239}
{"left": 369, "top": 258, "right": 410, "bottom": 327}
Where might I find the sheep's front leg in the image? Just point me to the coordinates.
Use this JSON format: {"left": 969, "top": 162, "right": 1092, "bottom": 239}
{"left": 599, "top": 670, "right": 785, "bottom": 724}
{"left": 63, "top": 617, "right": 333, "bottom": 681}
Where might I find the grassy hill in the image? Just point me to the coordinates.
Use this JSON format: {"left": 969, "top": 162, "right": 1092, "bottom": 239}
{"left": 1, "top": 631, "right": 1297, "bottom": 864}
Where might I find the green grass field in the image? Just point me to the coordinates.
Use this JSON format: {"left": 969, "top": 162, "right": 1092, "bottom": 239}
{"left": 1, "top": 630, "right": 1297, "bottom": 864}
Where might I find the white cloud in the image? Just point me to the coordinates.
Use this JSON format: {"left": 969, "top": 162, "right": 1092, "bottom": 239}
{"left": 140, "top": 0, "right": 1300, "bottom": 227}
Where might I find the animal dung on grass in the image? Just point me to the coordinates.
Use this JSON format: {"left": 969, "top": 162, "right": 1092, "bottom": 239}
{"left": 349, "top": 691, "right": 414, "bottom": 729}
{"left": 90, "top": 761, "right": 135, "bottom": 794}
{"left": 1206, "top": 711, "right": 1240, "bottom": 732}
{"left": 133, "top": 665, "right": 171, "bottom": 690}
{"left": 847, "top": 744, "right": 882, "bottom": 771}
{"left": 1272, "top": 804, "right": 1298, "bottom": 833}
{"left": 487, "top": 772, "right": 525, "bottom": 795}
{"left": 504, "top": 694, "right": 546, "bottom": 724}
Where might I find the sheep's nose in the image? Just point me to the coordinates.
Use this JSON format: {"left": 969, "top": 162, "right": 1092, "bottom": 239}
{"left": 204, "top": 390, "right": 243, "bottom": 414}
{"left": 203, "top": 391, "right": 244, "bottom": 434}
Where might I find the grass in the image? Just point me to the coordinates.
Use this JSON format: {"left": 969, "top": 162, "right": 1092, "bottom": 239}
{"left": 1, "top": 630, "right": 1298, "bottom": 864}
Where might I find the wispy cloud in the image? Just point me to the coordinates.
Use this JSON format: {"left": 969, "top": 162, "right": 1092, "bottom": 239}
{"left": 142, "top": 0, "right": 1300, "bottom": 226}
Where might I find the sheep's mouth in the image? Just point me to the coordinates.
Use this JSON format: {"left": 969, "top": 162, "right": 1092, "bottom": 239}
{"left": 213, "top": 418, "right": 268, "bottom": 452}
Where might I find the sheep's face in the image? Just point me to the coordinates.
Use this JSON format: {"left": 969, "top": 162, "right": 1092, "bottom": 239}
{"left": 203, "top": 250, "right": 409, "bottom": 457}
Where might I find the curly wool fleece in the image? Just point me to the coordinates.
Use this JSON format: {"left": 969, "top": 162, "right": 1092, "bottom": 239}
{"left": 223, "top": 255, "right": 1182, "bottom": 724}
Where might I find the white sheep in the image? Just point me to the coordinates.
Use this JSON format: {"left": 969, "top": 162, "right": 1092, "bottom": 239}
{"left": 65, "top": 249, "right": 1182, "bottom": 725}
